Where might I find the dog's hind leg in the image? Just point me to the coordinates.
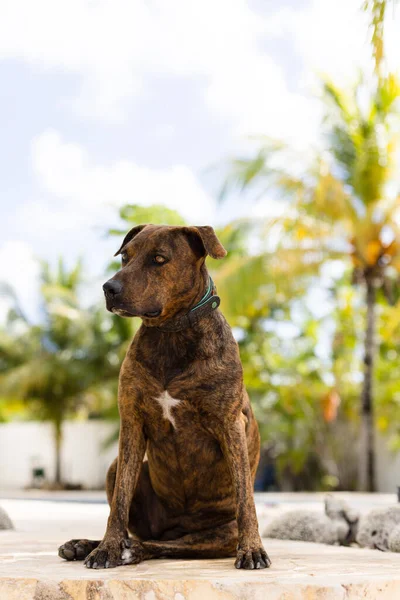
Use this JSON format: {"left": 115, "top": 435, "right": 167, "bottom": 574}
{"left": 120, "top": 520, "right": 256, "bottom": 565}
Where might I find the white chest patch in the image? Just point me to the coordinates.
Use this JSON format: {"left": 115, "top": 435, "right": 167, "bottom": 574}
{"left": 155, "top": 391, "right": 181, "bottom": 428}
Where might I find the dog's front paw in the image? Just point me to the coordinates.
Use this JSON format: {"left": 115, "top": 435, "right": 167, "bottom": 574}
{"left": 235, "top": 541, "right": 271, "bottom": 570}
{"left": 84, "top": 538, "right": 122, "bottom": 569}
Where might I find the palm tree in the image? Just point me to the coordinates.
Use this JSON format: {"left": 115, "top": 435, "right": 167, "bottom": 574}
{"left": 363, "top": 0, "right": 398, "bottom": 76}
{"left": 225, "top": 73, "right": 400, "bottom": 491}
{"left": 0, "top": 259, "right": 130, "bottom": 486}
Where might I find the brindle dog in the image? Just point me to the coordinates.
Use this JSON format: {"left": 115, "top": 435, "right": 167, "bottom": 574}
{"left": 58, "top": 224, "right": 270, "bottom": 570}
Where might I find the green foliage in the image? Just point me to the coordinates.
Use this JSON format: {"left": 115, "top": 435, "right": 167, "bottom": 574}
{"left": 109, "top": 204, "right": 186, "bottom": 238}
{"left": 223, "top": 62, "right": 400, "bottom": 490}
{"left": 374, "top": 299, "right": 400, "bottom": 446}
{"left": 0, "top": 259, "right": 132, "bottom": 485}
{"left": 235, "top": 282, "right": 362, "bottom": 491}
{"left": 323, "top": 76, "right": 400, "bottom": 207}
{"left": 363, "top": 0, "right": 398, "bottom": 75}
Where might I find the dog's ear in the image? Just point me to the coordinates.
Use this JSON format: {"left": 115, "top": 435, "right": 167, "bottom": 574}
{"left": 114, "top": 224, "right": 147, "bottom": 256}
{"left": 184, "top": 226, "right": 227, "bottom": 260}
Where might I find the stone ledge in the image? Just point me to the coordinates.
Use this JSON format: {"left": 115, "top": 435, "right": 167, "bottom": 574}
{"left": 2, "top": 539, "right": 400, "bottom": 599}
{"left": 2, "top": 496, "right": 400, "bottom": 599}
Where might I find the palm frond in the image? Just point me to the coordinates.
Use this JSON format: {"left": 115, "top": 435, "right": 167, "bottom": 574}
{"left": 118, "top": 204, "right": 186, "bottom": 226}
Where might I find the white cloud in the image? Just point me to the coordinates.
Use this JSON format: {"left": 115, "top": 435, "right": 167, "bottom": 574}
{"left": 0, "top": 242, "right": 41, "bottom": 324}
{"left": 29, "top": 129, "right": 215, "bottom": 227}
{"left": 0, "top": 0, "right": 268, "bottom": 122}
{"left": 207, "top": 56, "right": 322, "bottom": 148}
{"left": 0, "top": 0, "right": 146, "bottom": 120}
{"left": 0, "top": 0, "right": 316, "bottom": 142}
{"left": 0, "top": 0, "right": 388, "bottom": 147}
{"left": 288, "top": 0, "right": 371, "bottom": 85}
{"left": 6, "top": 130, "right": 218, "bottom": 319}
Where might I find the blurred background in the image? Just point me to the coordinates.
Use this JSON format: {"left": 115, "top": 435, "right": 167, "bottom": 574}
{"left": 1, "top": 0, "right": 400, "bottom": 494}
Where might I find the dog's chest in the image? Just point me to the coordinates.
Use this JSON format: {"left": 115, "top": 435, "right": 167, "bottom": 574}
{"left": 146, "top": 387, "right": 227, "bottom": 503}
{"left": 137, "top": 329, "right": 205, "bottom": 387}
{"left": 143, "top": 387, "right": 203, "bottom": 438}
{"left": 154, "top": 390, "right": 182, "bottom": 428}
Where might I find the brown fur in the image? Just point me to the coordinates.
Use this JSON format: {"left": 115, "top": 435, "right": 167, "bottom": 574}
{"left": 58, "top": 224, "right": 270, "bottom": 570}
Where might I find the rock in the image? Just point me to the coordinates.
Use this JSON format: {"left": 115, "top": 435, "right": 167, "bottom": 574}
{"left": 264, "top": 510, "right": 343, "bottom": 545}
{"left": 357, "top": 506, "right": 400, "bottom": 551}
{"left": 264, "top": 495, "right": 359, "bottom": 546}
{"left": 0, "top": 506, "right": 14, "bottom": 530}
{"left": 389, "top": 524, "right": 400, "bottom": 552}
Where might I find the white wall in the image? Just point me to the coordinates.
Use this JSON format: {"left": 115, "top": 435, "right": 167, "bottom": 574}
{"left": 375, "top": 434, "right": 400, "bottom": 494}
{"left": 1, "top": 421, "right": 399, "bottom": 492}
{"left": 0, "top": 421, "right": 118, "bottom": 490}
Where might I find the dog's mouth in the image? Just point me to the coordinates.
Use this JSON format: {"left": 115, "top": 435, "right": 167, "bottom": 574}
{"left": 143, "top": 310, "right": 162, "bottom": 318}
{"left": 110, "top": 306, "right": 162, "bottom": 319}
{"left": 110, "top": 307, "right": 135, "bottom": 318}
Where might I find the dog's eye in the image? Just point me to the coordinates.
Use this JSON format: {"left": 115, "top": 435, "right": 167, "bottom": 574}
{"left": 153, "top": 255, "right": 167, "bottom": 265}
{"left": 121, "top": 252, "right": 128, "bottom": 264}
{"left": 371, "top": 530, "right": 377, "bottom": 536}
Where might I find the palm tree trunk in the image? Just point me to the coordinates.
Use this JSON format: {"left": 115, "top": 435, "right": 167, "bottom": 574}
{"left": 54, "top": 420, "right": 63, "bottom": 486}
{"left": 359, "top": 277, "right": 377, "bottom": 492}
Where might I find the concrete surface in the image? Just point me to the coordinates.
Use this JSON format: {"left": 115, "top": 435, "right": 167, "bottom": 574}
{"left": 1, "top": 489, "right": 398, "bottom": 508}
{"left": 2, "top": 495, "right": 400, "bottom": 599}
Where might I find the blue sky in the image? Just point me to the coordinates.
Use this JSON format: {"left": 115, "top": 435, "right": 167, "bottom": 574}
{"left": 0, "top": 0, "right": 398, "bottom": 321}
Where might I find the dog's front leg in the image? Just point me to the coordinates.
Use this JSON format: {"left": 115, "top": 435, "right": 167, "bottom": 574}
{"left": 85, "top": 414, "right": 146, "bottom": 569}
{"left": 218, "top": 418, "right": 271, "bottom": 570}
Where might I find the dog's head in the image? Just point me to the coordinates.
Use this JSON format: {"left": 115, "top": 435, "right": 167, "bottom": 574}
{"left": 103, "top": 224, "right": 226, "bottom": 326}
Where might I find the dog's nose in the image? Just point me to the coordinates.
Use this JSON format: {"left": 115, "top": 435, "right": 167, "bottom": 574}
{"left": 103, "top": 280, "right": 123, "bottom": 298}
